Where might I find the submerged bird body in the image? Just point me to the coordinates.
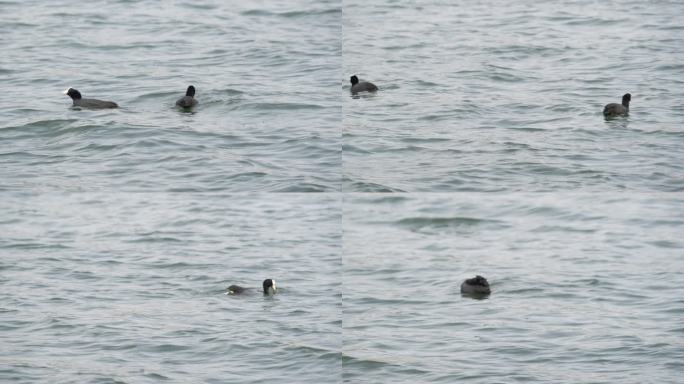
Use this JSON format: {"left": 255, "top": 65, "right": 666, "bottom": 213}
{"left": 350, "top": 75, "right": 378, "bottom": 94}
{"left": 603, "top": 93, "right": 631, "bottom": 117}
{"left": 227, "top": 279, "right": 277, "bottom": 295}
{"left": 64, "top": 88, "right": 118, "bottom": 109}
{"left": 227, "top": 285, "right": 246, "bottom": 294}
{"left": 176, "top": 85, "right": 198, "bottom": 108}
{"left": 460, "top": 275, "right": 491, "bottom": 295}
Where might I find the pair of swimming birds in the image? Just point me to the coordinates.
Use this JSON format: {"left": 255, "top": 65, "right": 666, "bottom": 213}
{"left": 225, "top": 276, "right": 490, "bottom": 296}
{"left": 351, "top": 75, "right": 631, "bottom": 117}
{"left": 63, "top": 85, "right": 197, "bottom": 109}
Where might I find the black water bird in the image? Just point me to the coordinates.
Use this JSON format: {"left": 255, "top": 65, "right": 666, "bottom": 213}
{"left": 350, "top": 75, "right": 378, "bottom": 94}
{"left": 460, "top": 275, "right": 491, "bottom": 295}
{"left": 64, "top": 88, "right": 118, "bottom": 109}
{"left": 603, "top": 93, "right": 631, "bottom": 117}
{"left": 227, "top": 279, "right": 277, "bottom": 295}
{"left": 176, "top": 85, "right": 198, "bottom": 108}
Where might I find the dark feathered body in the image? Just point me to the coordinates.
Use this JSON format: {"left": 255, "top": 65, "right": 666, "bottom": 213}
{"left": 603, "top": 93, "right": 631, "bottom": 117}
{"left": 227, "top": 279, "right": 276, "bottom": 295}
{"left": 227, "top": 285, "right": 246, "bottom": 294}
{"left": 176, "top": 85, "right": 198, "bottom": 108}
{"left": 350, "top": 75, "right": 378, "bottom": 93}
{"left": 65, "top": 88, "right": 118, "bottom": 109}
{"left": 460, "top": 275, "right": 491, "bottom": 295}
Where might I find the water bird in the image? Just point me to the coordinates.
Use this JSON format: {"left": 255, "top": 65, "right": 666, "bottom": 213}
{"left": 176, "top": 85, "right": 198, "bottom": 108}
{"left": 227, "top": 279, "right": 277, "bottom": 295}
{"left": 64, "top": 88, "right": 118, "bottom": 109}
{"left": 460, "top": 275, "right": 491, "bottom": 295}
{"left": 603, "top": 93, "right": 631, "bottom": 117}
{"left": 350, "top": 75, "right": 378, "bottom": 94}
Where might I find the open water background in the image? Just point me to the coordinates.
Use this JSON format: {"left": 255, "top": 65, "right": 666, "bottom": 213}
{"left": 1, "top": 0, "right": 682, "bottom": 383}
{"left": 343, "top": 193, "right": 683, "bottom": 383}
{"left": 1, "top": 193, "right": 341, "bottom": 383}
{"left": 343, "top": 0, "right": 684, "bottom": 192}
{"left": 1, "top": 0, "right": 341, "bottom": 192}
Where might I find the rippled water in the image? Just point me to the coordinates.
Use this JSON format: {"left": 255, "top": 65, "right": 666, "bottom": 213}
{"left": 2, "top": 0, "right": 683, "bottom": 383}
{"left": 343, "top": 0, "right": 684, "bottom": 192}
{"left": 1, "top": 0, "right": 341, "bottom": 192}
{"left": 343, "top": 193, "right": 683, "bottom": 383}
{"left": 1, "top": 193, "right": 341, "bottom": 383}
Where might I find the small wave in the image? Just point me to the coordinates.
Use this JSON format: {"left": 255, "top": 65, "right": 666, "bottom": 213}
{"left": 343, "top": 353, "right": 430, "bottom": 375}
{"left": 241, "top": 102, "right": 325, "bottom": 111}
{"left": 2, "top": 118, "right": 77, "bottom": 132}
{"left": 125, "top": 233, "right": 184, "bottom": 243}
{"left": 416, "top": 114, "right": 459, "bottom": 122}
{"left": 143, "top": 372, "right": 171, "bottom": 381}
{"left": 342, "top": 144, "right": 371, "bottom": 154}
{"left": 508, "top": 287, "right": 545, "bottom": 295}
{"left": 284, "top": 344, "right": 339, "bottom": 358}
{"left": 343, "top": 354, "right": 395, "bottom": 370}
{"left": 0, "top": 242, "right": 71, "bottom": 250}
{"left": 400, "top": 137, "right": 451, "bottom": 144}
{"left": 242, "top": 8, "right": 340, "bottom": 18}
{"left": 177, "top": 1, "right": 217, "bottom": 10}
{"left": 227, "top": 171, "right": 268, "bottom": 180}
{"left": 655, "top": 63, "right": 684, "bottom": 71}
{"left": 130, "top": 90, "right": 179, "bottom": 102}
{"left": 564, "top": 17, "right": 628, "bottom": 26}
{"left": 273, "top": 183, "right": 330, "bottom": 192}
{"left": 218, "top": 88, "right": 245, "bottom": 96}
{"left": 395, "top": 217, "right": 504, "bottom": 232}
{"left": 413, "top": 79, "right": 441, "bottom": 87}
{"left": 647, "top": 240, "right": 682, "bottom": 249}
{"left": 155, "top": 262, "right": 194, "bottom": 269}
{"left": 344, "top": 179, "right": 405, "bottom": 192}
{"left": 362, "top": 195, "right": 410, "bottom": 205}
{"left": 532, "top": 225, "right": 596, "bottom": 234}
{"left": 148, "top": 343, "right": 192, "bottom": 353}
{"left": 384, "top": 145, "right": 429, "bottom": 153}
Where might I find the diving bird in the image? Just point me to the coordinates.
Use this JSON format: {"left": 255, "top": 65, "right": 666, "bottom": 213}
{"left": 460, "top": 275, "right": 491, "bottom": 295}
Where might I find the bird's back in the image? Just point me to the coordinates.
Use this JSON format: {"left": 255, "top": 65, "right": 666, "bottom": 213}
{"left": 176, "top": 96, "right": 197, "bottom": 108}
{"left": 351, "top": 81, "right": 378, "bottom": 93}
{"left": 227, "top": 285, "right": 246, "bottom": 294}
{"left": 75, "top": 98, "right": 118, "bottom": 109}
{"left": 603, "top": 103, "right": 627, "bottom": 117}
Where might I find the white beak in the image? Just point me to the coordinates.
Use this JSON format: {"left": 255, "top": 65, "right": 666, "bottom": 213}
{"left": 63, "top": 88, "right": 70, "bottom": 95}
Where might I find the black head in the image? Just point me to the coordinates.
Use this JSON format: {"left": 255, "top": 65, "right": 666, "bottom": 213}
{"left": 186, "top": 85, "right": 196, "bottom": 97}
{"left": 466, "top": 275, "right": 489, "bottom": 287}
{"left": 262, "top": 279, "right": 276, "bottom": 294}
{"left": 622, "top": 93, "right": 631, "bottom": 106}
{"left": 350, "top": 75, "right": 359, "bottom": 85}
{"left": 64, "top": 88, "right": 82, "bottom": 100}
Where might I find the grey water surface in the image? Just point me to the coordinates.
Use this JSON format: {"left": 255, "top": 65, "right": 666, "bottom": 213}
{"left": 1, "top": 1, "right": 342, "bottom": 382}
{"left": 1, "top": 193, "right": 341, "bottom": 383}
{"left": 1, "top": 0, "right": 341, "bottom": 192}
{"left": 343, "top": 0, "right": 684, "bottom": 192}
{"left": 343, "top": 193, "right": 683, "bottom": 383}
{"left": 2, "top": 0, "right": 683, "bottom": 383}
